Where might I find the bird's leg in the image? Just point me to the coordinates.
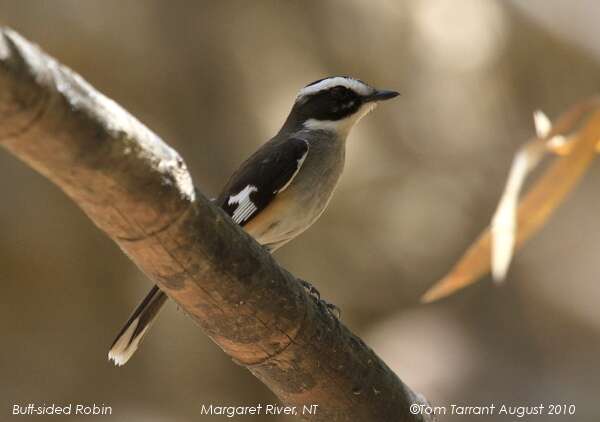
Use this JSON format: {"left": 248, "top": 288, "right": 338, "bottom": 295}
{"left": 299, "top": 278, "right": 321, "bottom": 300}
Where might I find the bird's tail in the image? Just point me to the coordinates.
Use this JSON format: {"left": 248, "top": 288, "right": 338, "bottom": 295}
{"left": 108, "top": 285, "right": 167, "bottom": 366}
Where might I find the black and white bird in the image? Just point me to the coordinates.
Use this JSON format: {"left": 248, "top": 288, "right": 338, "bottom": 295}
{"left": 108, "top": 76, "right": 399, "bottom": 366}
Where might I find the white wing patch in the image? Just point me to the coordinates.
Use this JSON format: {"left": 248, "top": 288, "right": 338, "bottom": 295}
{"left": 228, "top": 185, "right": 258, "bottom": 224}
{"left": 277, "top": 143, "right": 309, "bottom": 193}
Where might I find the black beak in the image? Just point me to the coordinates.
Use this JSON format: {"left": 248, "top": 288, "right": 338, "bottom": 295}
{"left": 363, "top": 89, "right": 400, "bottom": 103}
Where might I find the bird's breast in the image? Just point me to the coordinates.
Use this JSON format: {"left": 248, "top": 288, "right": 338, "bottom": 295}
{"left": 245, "top": 137, "right": 345, "bottom": 250}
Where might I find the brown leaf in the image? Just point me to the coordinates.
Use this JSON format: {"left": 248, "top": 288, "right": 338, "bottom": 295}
{"left": 421, "top": 99, "right": 600, "bottom": 303}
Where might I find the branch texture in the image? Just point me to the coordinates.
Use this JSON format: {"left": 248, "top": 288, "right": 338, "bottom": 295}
{"left": 0, "top": 28, "right": 432, "bottom": 421}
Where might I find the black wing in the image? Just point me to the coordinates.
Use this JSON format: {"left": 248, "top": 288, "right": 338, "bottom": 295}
{"left": 216, "top": 137, "right": 309, "bottom": 226}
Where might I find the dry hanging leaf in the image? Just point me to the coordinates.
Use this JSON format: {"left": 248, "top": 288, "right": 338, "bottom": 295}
{"left": 422, "top": 98, "right": 600, "bottom": 303}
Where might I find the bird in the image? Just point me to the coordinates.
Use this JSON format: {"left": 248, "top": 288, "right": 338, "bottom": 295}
{"left": 108, "top": 76, "right": 399, "bottom": 366}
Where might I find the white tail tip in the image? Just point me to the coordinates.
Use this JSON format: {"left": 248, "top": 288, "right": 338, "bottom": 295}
{"left": 108, "top": 318, "right": 148, "bottom": 366}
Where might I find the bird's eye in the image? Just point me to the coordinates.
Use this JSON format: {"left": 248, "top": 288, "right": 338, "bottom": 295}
{"left": 330, "top": 86, "right": 349, "bottom": 99}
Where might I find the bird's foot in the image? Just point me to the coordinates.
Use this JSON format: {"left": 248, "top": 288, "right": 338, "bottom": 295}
{"left": 299, "top": 278, "right": 321, "bottom": 300}
{"left": 299, "top": 279, "right": 340, "bottom": 319}
{"left": 321, "top": 300, "right": 341, "bottom": 319}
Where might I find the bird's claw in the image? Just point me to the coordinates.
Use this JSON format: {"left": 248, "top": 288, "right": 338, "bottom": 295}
{"left": 322, "top": 300, "right": 341, "bottom": 319}
{"left": 298, "top": 279, "right": 341, "bottom": 319}
{"left": 299, "top": 279, "right": 321, "bottom": 300}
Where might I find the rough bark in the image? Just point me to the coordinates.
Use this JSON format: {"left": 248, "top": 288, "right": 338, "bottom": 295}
{"left": 0, "top": 28, "right": 433, "bottom": 421}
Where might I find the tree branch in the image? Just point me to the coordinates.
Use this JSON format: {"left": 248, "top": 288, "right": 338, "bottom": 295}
{"left": 0, "top": 28, "right": 432, "bottom": 421}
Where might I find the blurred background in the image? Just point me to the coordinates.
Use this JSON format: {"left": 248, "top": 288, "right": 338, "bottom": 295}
{"left": 1, "top": 1, "right": 600, "bottom": 420}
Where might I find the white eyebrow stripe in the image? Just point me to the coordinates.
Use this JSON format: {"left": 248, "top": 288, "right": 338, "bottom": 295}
{"left": 297, "top": 77, "right": 372, "bottom": 99}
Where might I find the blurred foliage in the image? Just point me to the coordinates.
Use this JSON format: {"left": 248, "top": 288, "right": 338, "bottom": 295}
{"left": 1, "top": 1, "right": 600, "bottom": 421}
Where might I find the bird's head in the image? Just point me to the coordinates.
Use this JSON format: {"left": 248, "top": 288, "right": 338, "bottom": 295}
{"left": 283, "top": 76, "right": 399, "bottom": 136}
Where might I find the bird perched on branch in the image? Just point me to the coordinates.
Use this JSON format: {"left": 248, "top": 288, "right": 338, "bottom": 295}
{"left": 109, "top": 76, "right": 399, "bottom": 366}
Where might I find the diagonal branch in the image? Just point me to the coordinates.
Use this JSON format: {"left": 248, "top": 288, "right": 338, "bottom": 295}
{"left": 0, "top": 28, "right": 433, "bottom": 422}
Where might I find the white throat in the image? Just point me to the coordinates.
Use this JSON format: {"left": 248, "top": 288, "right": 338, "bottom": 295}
{"left": 303, "top": 102, "right": 377, "bottom": 138}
